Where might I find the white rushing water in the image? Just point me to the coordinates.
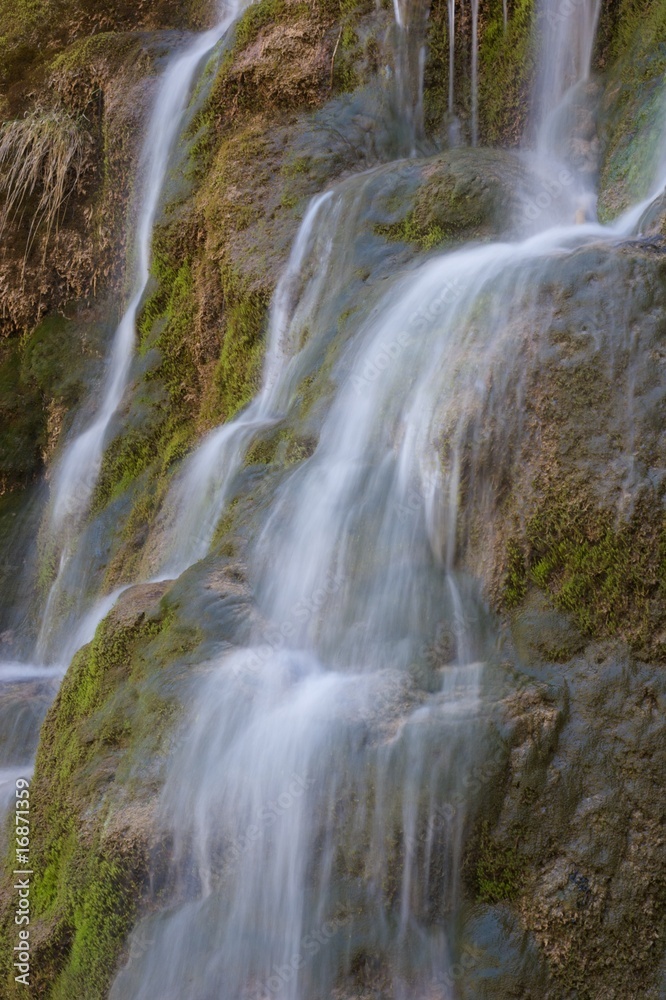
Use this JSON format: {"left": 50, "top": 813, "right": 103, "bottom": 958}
{"left": 115, "top": 187, "right": 666, "bottom": 999}
{"left": 107, "top": 2, "right": 666, "bottom": 997}
{"left": 391, "top": 0, "right": 430, "bottom": 153}
{"left": 533, "top": 0, "right": 602, "bottom": 151}
{"left": 34, "top": 1, "right": 250, "bottom": 662}
{"left": 49, "top": 2, "right": 248, "bottom": 536}
{"left": 0, "top": 0, "right": 246, "bottom": 852}
{"left": 531, "top": 0, "right": 603, "bottom": 210}
{"left": 0, "top": 0, "right": 251, "bottom": 839}
{"left": 471, "top": 0, "right": 479, "bottom": 145}
{"left": 448, "top": 0, "right": 455, "bottom": 116}
{"left": 152, "top": 190, "right": 338, "bottom": 579}
{"left": 4, "top": 0, "right": 666, "bottom": 991}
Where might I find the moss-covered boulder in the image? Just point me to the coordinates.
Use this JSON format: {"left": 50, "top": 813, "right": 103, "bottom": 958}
{"left": 449, "top": 240, "right": 666, "bottom": 663}
{"left": 375, "top": 147, "right": 528, "bottom": 250}
{"left": 462, "top": 631, "right": 666, "bottom": 998}
{"left": 597, "top": 0, "right": 666, "bottom": 220}
{"left": 0, "top": 581, "right": 206, "bottom": 998}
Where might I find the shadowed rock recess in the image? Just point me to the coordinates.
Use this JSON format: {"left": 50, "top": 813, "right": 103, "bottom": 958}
{"left": 0, "top": 0, "right": 665, "bottom": 997}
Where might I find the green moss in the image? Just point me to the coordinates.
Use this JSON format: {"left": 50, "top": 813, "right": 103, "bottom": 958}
{"left": 474, "top": 821, "right": 525, "bottom": 904}
{"left": 376, "top": 162, "right": 492, "bottom": 250}
{"left": 424, "top": 0, "right": 535, "bottom": 145}
{"left": 0, "top": 308, "right": 100, "bottom": 494}
{"left": 504, "top": 483, "right": 666, "bottom": 658}
{"left": 49, "top": 31, "right": 138, "bottom": 75}
{"left": 0, "top": 0, "right": 51, "bottom": 86}
{"left": 479, "top": 0, "right": 536, "bottom": 146}
{"left": 245, "top": 430, "right": 284, "bottom": 468}
{"left": 0, "top": 338, "right": 44, "bottom": 488}
{"left": 93, "top": 427, "right": 158, "bottom": 512}
{"left": 49, "top": 851, "right": 142, "bottom": 1000}
{"left": 21, "top": 314, "right": 85, "bottom": 404}
{"left": 234, "top": 0, "right": 288, "bottom": 49}
{"left": 377, "top": 214, "right": 448, "bottom": 251}
{"left": 503, "top": 539, "right": 527, "bottom": 609}
{"left": 214, "top": 266, "right": 268, "bottom": 420}
{"left": 92, "top": 251, "right": 266, "bottom": 582}
{"left": 597, "top": 0, "right": 666, "bottom": 219}
{"left": 0, "top": 594, "right": 201, "bottom": 997}
{"left": 94, "top": 249, "right": 201, "bottom": 515}
{"left": 422, "top": 0, "right": 450, "bottom": 139}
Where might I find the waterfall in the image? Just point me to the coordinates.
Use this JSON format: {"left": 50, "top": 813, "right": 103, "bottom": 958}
{"left": 151, "top": 190, "right": 338, "bottom": 579}
{"left": 513, "top": 0, "right": 605, "bottom": 230}
{"left": 112, "top": 174, "right": 500, "bottom": 994}
{"left": 471, "top": 0, "right": 479, "bottom": 145}
{"left": 391, "top": 0, "right": 431, "bottom": 153}
{"left": 0, "top": 0, "right": 250, "bottom": 855}
{"left": 112, "top": 157, "right": 666, "bottom": 993}
{"left": 49, "top": 4, "right": 247, "bottom": 536}
{"left": 4, "top": 0, "right": 666, "bottom": 991}
{"left": 532, "top": 0, "right": 603, "bottom": 182}
{"left": 34, "top": 2, "right": 249, "bottom": 662}
{"left": 533, "top": 0, "right": 602, "bottom": 142}
{"left": 448, "top": 0, "right": 455, "bottom": 115}
{"left": 104, "top": 0, "right": 666, "bottom": 984}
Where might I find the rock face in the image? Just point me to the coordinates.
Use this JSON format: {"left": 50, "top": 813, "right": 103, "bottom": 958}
{"left": 463, "top": 616, "right": 666, "bottom": 998}
{"left": 0, "top": 0, "right": 665, "bottom": 997}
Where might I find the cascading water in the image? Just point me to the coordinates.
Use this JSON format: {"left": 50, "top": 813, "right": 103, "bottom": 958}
{"left": 35, "top": 0, "right": 250, "bottom": 662}
{"left": 105, "top": 1, "right": 666, "bottom": 997}
{"left": 471, "top": 0, "right": 479, "bottom": 146}
{"left": 448, "top": 0, "right": 455, "bottom": 116}
{"left": 527, "top": 0, "right": 603, "bottom": 220}
{"left": 150, "top": 190, "right": 339, "bottom": 579}
{"left": 533, "top": 0, "right": 602, "bottom": 153}
{"left": 0, "top": 1, "right": 250, "bottom": 853}
{"left": 2, "top": 0, "right": 666, "bottom": 991}
{"left": 49, "top": 1, "right": 249, "bottom": 536}
{"left": 391, "top": 0, "right": 431, "bottom": 154}
{"left": 115, "top": 203, "right": 666, "bottom": 997}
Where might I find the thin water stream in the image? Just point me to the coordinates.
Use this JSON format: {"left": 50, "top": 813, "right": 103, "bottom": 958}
{"left": 0, "top": 0, "right": 251, "bottom": 849}
{"left": 36, "top": 0, "right": 251, "bottom": 663}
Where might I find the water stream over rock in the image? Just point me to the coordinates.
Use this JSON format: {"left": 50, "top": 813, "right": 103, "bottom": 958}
{"left": 0, "top": 0, "right": 251, "bottom": 854}
{"left": 2, "top": 0, "right": 666, "bottom": 995}
{"left": 36, "top": 0, "right": 251, "bottom": 664}
{"left": 107, "top": 0, "right": 666, "bottom": 995}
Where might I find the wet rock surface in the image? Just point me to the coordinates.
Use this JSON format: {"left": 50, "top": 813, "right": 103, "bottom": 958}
{"left": 466, "top": 621, "right": 666, "bottom": 998}
{"left": 0, "top": 0, "right": 665, "bottom": 997}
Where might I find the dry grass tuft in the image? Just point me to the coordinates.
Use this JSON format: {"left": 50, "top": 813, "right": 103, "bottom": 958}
{"left": 0, "top": 107, "right": 91, "bottom": 259}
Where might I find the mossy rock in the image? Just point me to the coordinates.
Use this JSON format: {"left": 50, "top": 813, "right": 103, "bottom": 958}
{"left": 0, "top": 338, "right": 45, "bottom": 489}
{"left": 469, "top": 242, "right": 666, "bottom": 660}
{"left": 0, "top": 581, "right": 205, "bottom": 998}
{"left": 597, "top": 0, "right": 666, "bottom": 220}
{"left": 376, "top": 147, "right": 526, "bottom": 250}
{"left": 425, "top": 0, "right": 536, "bottom": 147}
